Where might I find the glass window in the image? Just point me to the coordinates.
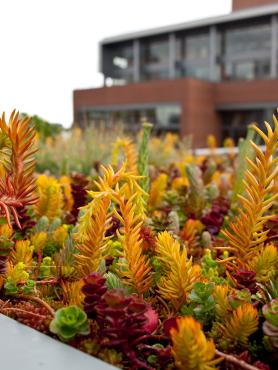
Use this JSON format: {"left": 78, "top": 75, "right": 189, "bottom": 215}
{"left": 222, "top": 22, "right": 271, "bottom": 81}
{"left": 86, "top": 104, "right": 181, "bottom": 132}
{"left": 104, "top": 42, "right": 134, "bottom": 84}
{"left": 220, "top": 108, "right": 274, "bottom": 143}
{"left": 156, "top": 105, "right": 181, "bottom": 129}
{"left": 225, "top": 24, "right": 271, "bottom": 56}
{"left": 140, "top": 36, "right": 169, "bottom": 81}
{"left": 175, "top": 31, "right": 210, "bottom": 80}
{"left": 185, "top": 34, "right": 210, "bottom": 60}
{"left": 224, "top": 59, "right": 271, "bottom": 80}
{"left": 140, "top": 37, "right": 169, "bottom": 65}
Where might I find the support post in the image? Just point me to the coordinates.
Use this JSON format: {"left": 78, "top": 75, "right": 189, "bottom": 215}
{"left": 133, "top": 39, "right": 140, "bottom": 82}
{"left": 169, "top": 33, "right": 176, "bottom": 79}
{"left": 209, "top": 26, "right": 217, "bottom": 81}
{"left": 271, "top": 15, "right": 277, "bottom": 79}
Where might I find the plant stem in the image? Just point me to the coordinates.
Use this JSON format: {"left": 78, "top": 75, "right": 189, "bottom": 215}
{"left": 2, "top": 307, "right": 47, "bottom": 319}
{"left": 15, "top": 294, "right": 55, "bottom": 317}
{"left": 34, "top": 249, "right": 43, "bottom": 280}
{"left": 215, "top": 349, "right": 260, "bottom": 370}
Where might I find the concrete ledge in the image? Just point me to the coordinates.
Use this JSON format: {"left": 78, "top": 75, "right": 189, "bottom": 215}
{"left": 0, "top": 314, "right": 117, "bottom": 370}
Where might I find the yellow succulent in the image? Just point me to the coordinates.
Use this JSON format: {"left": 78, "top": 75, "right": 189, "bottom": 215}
{"left": 222, "top": 118, "right": 278, "bottom": 263}
{"left": 31, "top": 231, "right": 48, "bottom": 253}
{"left": 35, "top": 175, "right": 63, "bottom": 220}
{"left": 248, "top": 244, "right": 278, "bottom": 283}
{"left": 219, "top": 303, "right": 258, "bottom": 347}
{"left": 53, "top": 225, "right": 68, "bottom": 247}
{"left": 112, "top": 137, "right": 137, "bottom": 174}
{"left": 6, "top": 262, "right": 29, "bottom": 284}
{"left": 0, "top": 224, "right": 13, "bottom": 239}
{"left": 171, "top": 316, "right": 222, "bottom": 370}
{"left": 60, "top": 176, "right": 74, "bottom": 212}
{"left": 171, "top": 176, "right": 189, "bottom": 191}
{"left": 213, "top": 285, "right": 230, "bottom": 320}
{"left": 148, "top": 173, "right": 167, "bottom": 208}
{"left": 10, "top": 240, "right": 34, "bottom": 267}
{"left": 156, "top": 231, "right": 201, "bottom": 310}
{"left": 61, "top": 280, "right": 84, "bottom": 308}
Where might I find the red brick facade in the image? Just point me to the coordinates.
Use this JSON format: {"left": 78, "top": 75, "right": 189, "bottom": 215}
{"left": 233, "top": 0, "right": 278, "bottom": 11}
{"left": 73, "top": 78, "right": 278, "bottom": 147}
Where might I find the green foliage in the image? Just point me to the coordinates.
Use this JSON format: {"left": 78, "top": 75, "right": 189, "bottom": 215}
{"left": 229, "top": 289, "right": 252, "bottom": 309}
{"left": 151, "top": 257, "right": 162, "bottom": 284}
{"left": 201, "top": 250, "right": 225, "bottom": 284}
{"left": 23, "top": 113, "right": 63, "bottom": 142}
{"left": 50, "top": 305, "right": 90, "bottom": 341}
{"left": 104, "top": 271, "right": 126, "bottom": 290}
{"left": 4, "top": 279, "right": 35, "bottom": 295}
{"left": 39, "top": 257, "right": 52, "bottom": 279}
{"left": 36, "top": 125, "right": 123, "bottom": 176}
{"left": 35, "top": 216, "right": 50, "bottom": 232}
{"left": 4, "top": 280, "right": 18, "bottom": 294}
{"left": 138, "top": 122, "right": 152, "bottom": 195}
{"left": 180, "top": 282, "right": 215, "bottom": 326}
{"left": 22, "top": 280, "right": 36, "bottom": 294}
{"left": 231, "top": 126, "right": 256, "bottom": 204}
{"left": 257, "top": 279, "right": 278, "bottom": 303}
{"left": 263, "top": 299, "right": 278, "bottom": 327}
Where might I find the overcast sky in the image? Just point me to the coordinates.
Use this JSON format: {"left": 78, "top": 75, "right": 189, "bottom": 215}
{"left": 0, "top": 0, "right": 231, "bottom": 127}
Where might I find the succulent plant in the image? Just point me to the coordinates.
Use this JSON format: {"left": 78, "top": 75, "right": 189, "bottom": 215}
{"left": 49, "top": 305, "right": 90, "bottom": 341}
{"left": 233, "top": 269, "right": 257, "bottom": 294}
{"left": 263, "top": 299, "right": 278, "bottom": 328}
{"left": 82, "top": 273, "right": 107, "bottom": 318}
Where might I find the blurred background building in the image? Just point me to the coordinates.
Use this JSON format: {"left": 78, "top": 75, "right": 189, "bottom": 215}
{"left": 73, "top": 0, "right": 278, "bottom": 146}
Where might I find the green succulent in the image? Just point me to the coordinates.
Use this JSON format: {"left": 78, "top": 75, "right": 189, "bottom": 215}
{"left": 263, "top": 298, "right": 278, "bottom": 327}
{"left": 50, "top": 305, "right": 90, "bottom": 341}
{"left": 187, "top": 282, "right": 215, "bottom": 325}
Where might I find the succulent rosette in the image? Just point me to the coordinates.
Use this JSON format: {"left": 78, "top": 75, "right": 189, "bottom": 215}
{"left": 263, "top": 298, "right": 278, "bottom": 327}
{"left": 262, "top": 298, "right": 278, "bottom": 350}
{"left": 50, "top": 305, "right": 90, "bottom": 341}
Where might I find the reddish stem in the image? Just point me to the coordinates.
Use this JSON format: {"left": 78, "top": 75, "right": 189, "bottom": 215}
{"left": 14, "top": 294, "right": 55, "bottom": 317}
{"left": 215, "top": 349, "right": 260, "bottom": 370}
{"left": 34, "top": 249, "right": 43, "bottom": 280}
{"left": 2, "top": 307, "right": 47, "bottom": 320}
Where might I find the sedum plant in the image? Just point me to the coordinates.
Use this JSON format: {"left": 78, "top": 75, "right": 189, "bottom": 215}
{"left": 222, "top": 117, "right": 278, "bottom": 265}
{"left": 170, "top": 316, "right": 222, "bottom": 370}
{"left": 218, "top": 303, "right": 259, "bottom": 348}
{"left": 0, "top": 111, "right": 38, "bottom": 227}
{"left": 0, "top": 108, "right": 277, "bottom": 370}
{"left": 156, "top": 231, "right": 200, "bottom": 310}
{"left": 49, "top": 305, "right": 90, "bottom": 341}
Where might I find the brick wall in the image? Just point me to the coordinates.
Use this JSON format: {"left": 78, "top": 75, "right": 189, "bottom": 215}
{"left": 73, "top": 79, "right": 220, "bottom": 147}
{"left": 233, "top": 0, "right": 278, "bottom": 11}
{"left": 73, "top": 78, "right": 278, "bottom": 147}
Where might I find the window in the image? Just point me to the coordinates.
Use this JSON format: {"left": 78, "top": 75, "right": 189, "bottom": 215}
{"left": 85, "top": 104, "right": 181, "bottom": 132}
{"left": 140, "top": 37, "right": 169, "bottom": 81}
{"left": 156, "top": 105, "right": 181, "bottom": 129}
{"left": 175, "top": 31, "right": 210, "bottom": 80}
{"left": 222, "top": 22, "right": 271, "bottom": 81}
{"left": 220, "top": 108, "right": 275, "bottom": 143}
{"left": 103, "top": 42, "right": 134, "bottom": 84}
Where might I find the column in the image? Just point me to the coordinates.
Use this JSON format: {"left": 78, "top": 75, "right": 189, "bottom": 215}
{"left": 209, "top": 26, "right": 217, "bottom": 81}
{"left": 169, "top": 33, "right": 176, "bottom": 79}
{"left": 133, "top": 39, "right": 140, "bottom": 82}
{"left": 271, "top": 15, "right": 278, "bottom": 79}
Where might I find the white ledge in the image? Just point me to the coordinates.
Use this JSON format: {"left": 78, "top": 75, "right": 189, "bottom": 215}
{"left": 0, "top": 314, "right": 117, "bottom": 370}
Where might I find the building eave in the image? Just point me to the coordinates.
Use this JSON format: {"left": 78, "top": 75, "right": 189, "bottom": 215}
{"left": 101, "top": 3, "right": 278, "bottom": 45}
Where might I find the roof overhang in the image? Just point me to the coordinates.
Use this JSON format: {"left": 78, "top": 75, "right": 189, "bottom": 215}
{"left": 101, "top": 4, "right": 278, "bottom": 45}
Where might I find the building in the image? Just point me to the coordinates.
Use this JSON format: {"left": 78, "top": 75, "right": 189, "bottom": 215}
{"left": 73, "top": 0, "right": 278, "bottom": 147}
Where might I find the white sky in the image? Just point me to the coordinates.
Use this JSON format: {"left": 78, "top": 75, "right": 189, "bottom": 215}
{"left": 0, "top": 0, "right": 231, "bottom": 127}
